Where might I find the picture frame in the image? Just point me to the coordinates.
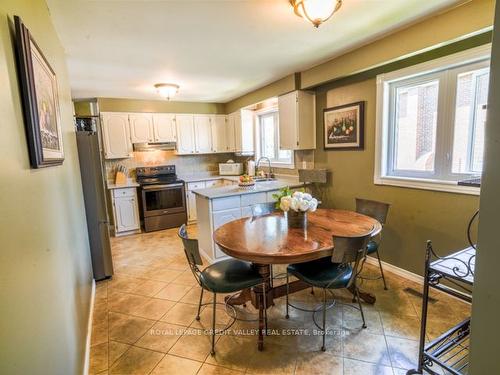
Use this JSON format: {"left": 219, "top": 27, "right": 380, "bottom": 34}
{"left": 14, "top": 16, "right": 64, "bottom": 168}
{"left": 323, "top": 101, "right": 365, "bottom": 150}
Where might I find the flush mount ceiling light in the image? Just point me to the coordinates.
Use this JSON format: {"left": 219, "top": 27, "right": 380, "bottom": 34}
{"left": 154, "top": 83, "right": 180, "bottom": 100}
{"left": 290, "top": 0, "right": 342, "bottom": 28}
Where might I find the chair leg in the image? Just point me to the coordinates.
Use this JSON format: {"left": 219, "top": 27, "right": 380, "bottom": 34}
{"left": 355, "top": 287, "right": 367, "bottom": 329}
{"left": 285, "top": 272, "right": 290, "bottom": 319}
{"left": 270, "top": 265, "right": 274, "bottom": 288}
{"left": 211, "top": 292, "right": 217, "bottom": 356}
{"left": 375, "top": 249, "right": 388, "bottom": 290}
{"left": 321, "top": 288, "right": 327, "bottom": 352}
{"left": 196, "top": 288, "right": 204, "bottom": 321}
{"left": 262, "top": 283, "right": 268, "bottom": 334}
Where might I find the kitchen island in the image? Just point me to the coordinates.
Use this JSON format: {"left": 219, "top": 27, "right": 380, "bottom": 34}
{"left": 193, "top": 176, "right": 304, "bottom": 262}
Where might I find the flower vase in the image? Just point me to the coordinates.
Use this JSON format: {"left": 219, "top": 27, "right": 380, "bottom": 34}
{"left": 287, "top": 210, "right": 307, "bottom": 229}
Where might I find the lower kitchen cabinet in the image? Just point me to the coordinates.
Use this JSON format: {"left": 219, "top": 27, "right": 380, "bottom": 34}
{"left": 111, "top": 187, "right": 141, "bottom": 236}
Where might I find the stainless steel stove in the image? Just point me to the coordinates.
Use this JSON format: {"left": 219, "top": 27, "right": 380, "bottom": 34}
{"left": 136, "top": 165, "right": 187, "bottom": 232}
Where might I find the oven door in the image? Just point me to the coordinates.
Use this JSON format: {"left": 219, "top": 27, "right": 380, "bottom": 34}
{"left": 141, "top": 183, "right": 186, "bottom": 217}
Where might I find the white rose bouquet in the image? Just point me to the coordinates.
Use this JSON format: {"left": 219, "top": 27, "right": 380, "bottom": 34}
{"left": 273, "top": 187, "right": 318, "bottom": 213}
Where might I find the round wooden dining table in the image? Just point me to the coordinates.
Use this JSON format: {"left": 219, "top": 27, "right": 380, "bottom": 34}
{"left": 213, "top": 208, "right": 382, "bottom": 351}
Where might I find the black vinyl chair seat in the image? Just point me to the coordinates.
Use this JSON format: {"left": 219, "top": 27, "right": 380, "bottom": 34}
{"left": 200, "top": 258, "right": 264, "bottom": 294}
{"left": 366, "top": 240, "right": 379, "bottom": 254}
{"left": 287, "top": 257, "right": 353, "bottom": 289}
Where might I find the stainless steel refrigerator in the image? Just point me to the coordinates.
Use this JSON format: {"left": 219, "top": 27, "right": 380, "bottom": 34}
{"left": 76, "top": 121, "right": 114, "bottom": 280}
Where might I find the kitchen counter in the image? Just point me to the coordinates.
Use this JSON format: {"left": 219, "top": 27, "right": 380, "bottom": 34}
{"left": 193, "top": 176, "right": 303, "bottom": 199}
{"left": 107, "top": 180, "right": 140, "bottom": 189}
{"left": 179, "top": 173, "right": 239, "bottom": 183}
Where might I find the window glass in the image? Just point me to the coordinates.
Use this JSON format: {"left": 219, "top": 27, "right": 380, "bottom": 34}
{"left": 258, "top": 111, "right": 293, "bottom": 166}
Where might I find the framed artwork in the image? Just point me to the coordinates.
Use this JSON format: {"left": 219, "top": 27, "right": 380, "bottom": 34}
{"left": 14, "top": 16, "right": 64, "bottom": 168}
{"left": 323, "top": 101, "right": 365, "bottom": 150}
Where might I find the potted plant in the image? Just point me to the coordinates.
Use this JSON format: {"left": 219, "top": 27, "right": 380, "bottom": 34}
{"left": 273, "top": 187, "right": 319, "bottom": 228}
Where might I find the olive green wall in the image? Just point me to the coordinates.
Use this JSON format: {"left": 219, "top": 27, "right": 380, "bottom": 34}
{"left": 0, "top": 1, "right": 93, "bottom": 374}
{"left": 470, "top": 1, "right": 500, "bottom": 373}
{"left": 224, "top": 74, "right": 298, "bottom": 114}
{"left": 314, "top": 80, "right": 479, "bottom": 275}
{"left": 97, "top": 97, "right": 225, "bottom": 114}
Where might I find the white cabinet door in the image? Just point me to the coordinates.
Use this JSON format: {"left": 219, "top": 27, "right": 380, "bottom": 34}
{"left": 114, "top": 196, "right": 140, "bottom": 232}
{"left": 233, "top": 109, "right": 254, "bottom": 153}
{"left": 279, "top": 90, "right": 316, "bottom": 150}
{"left": 213, "top": 208, "right": 241, "bottom": 258}
{"left": 153, "top": 113, "right": 176, "bottom": 142}
{"left": 226, "top": 113, "right": 236, "bottom": 152}
{"left": 186, "top": 191, "right": 197, "bottom": 221}
{"left": 175, "top": 114, "right": 196, "bottom": 154}
{"left": 129, "top": 113, "right": 154, "bottom": 143}
{"left": 278, "top": 91, "right": 298, "bottom": 150}
{"left": 101, "top": 112, "right": 133, "bottom": 159}
{"left": 194, "top": 115, "right": 213, "bottom": 153}
{"left": 211, "top": 115, "right": 227, "bottom": 153}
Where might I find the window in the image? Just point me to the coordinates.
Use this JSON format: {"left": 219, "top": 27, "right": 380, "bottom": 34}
{"left": 375, "top": 45, "right": 490, "bottom": 194}
{"left": 257, "top": 109, "right": 294, "bottom": 168}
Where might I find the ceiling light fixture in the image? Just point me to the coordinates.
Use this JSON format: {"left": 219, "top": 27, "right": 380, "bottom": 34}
{"left": 154, "top": 83, "right": 180, "bottom": 100}
{"left": 290, "top": 0, "right": 342, "bottom": 28}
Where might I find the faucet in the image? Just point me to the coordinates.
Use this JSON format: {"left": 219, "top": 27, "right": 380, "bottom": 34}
{"left": 256, "top": 157, "right": 274, "bottom": 178}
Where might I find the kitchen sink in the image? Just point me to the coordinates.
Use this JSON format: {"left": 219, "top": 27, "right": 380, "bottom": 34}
{"left": 254, "top": 177, "right": 276, "bottom": 182}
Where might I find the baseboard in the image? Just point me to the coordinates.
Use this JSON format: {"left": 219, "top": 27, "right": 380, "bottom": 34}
{"left": 365, "top": 255, "right": 424, "bottom": 284}
{"left": 83, "top": 279, "right": 96, "bottom": 375}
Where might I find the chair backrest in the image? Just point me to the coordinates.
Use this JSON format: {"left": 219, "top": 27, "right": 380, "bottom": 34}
{"left": 331, "top": 234, "right": 371, "bottom": 288}
{"left": 251, "top": 202, "right": 277, "bottom": 219}
{"left": 355, "top": 198, "right": 390, "bottom": 225}
{"left": 178, "top": 225, "right": 203, "bottom": 284}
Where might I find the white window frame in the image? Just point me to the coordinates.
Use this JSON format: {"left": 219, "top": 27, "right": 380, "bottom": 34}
{"left": 254, "top": 106, "right": 295, "bottom": 169}
{"left": 375, "top": 44, "right": 491, "bottom": 195}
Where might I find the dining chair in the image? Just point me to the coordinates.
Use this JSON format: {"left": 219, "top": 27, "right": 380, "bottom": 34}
{"left": 355, "top": 198, "right": 391, "bottom": 290}
{"left": 285, "top": 234, "right": 371, "bottom": 351}
{"left": 178, "top": 224, "right": 267, "bottom": 355}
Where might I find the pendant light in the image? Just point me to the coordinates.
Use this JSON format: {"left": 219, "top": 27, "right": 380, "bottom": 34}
{"left": 290, "top": 0, "right": 342, "bottom": 28}
{"left": 154, "top": 83, "right": 180, "bottom": 100}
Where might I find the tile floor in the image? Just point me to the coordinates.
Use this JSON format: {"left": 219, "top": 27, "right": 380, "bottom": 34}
{"left": 89, "top": 226, "right": 470, "bottom": 374}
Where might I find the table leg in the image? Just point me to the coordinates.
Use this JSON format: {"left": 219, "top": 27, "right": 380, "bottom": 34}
{"left": 225, "top": 288, "right": 252, "bottom": 306}
{"left": 252, "top": 263, "right": 271, "bottom": 351}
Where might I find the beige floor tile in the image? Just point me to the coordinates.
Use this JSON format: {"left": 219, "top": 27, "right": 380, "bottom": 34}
{"left": 91, "top": 321, "right": 108, "bottom": 346}
{"left": 108, "top": 341, "right": 131, "bottom": 367}
{"left": 109, "top": 346, "right": 164, "bottom": 374}
{"left": 197, "top": 363, "right": 244, "bottom": 375}
{"left": 150, "top": 354, "right": 202, "bottom": 375}
{"left": 343, "top": 330, "right": 391, "bottom": 366}
{"left": 144, "top": 268, "right": 184, "bottom": 283}
{"left": 168, "top": 326, "right": 217, "bottom": 362}
{"left": 108, "top": 312, "right": 155, "bottom": 344}
{"left": 130, "top": 279, "right": 168, "bottom": 297}
{"left": 385, "top": 336, "right": 419, "bottom": 370}
{"left": 89, "top": 342, "right": 108, "bottom": 374}
{"left": 180, "top": 287, "right": 213, "bottom": 305}
{"left": 160, "top": 302, "right": 199, "bottom": 326}
{"left": 245, "top": 343, "right": 298, "bottom": 375}
{"left": 205, "top": 335, "right": 257, "bottom": 371}
{"left": 380, "top": 312, "right": 421, "bottom": 340}
{"left": 155, "top": 283, "right": 193, "bottom": 301}
{"left": 295, "top": 352, "right": 343, "bottom": 375}
{"left": 343, "top": 358, "right": 394, "bottom": 375}
{"left": 108, "top": 292, "right": 150, "bottom": 315}
{"left": 343, "top": 304, "right": 384, "bottom": 335}
{"left": 172, "top": 270, "right": 198, "bottom": 286}
{"left": 135, "top": 321, "right": 186, "bottom": 353}
{"left": 107, "top": 275, "right": 146, "bottom": 293}
{"left": 132, "top": 298, "right": 176, "bottom": 320}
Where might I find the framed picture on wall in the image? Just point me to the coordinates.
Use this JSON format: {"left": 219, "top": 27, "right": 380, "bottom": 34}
{"left": 323, "top": 101, "right": 364, "bottom": 150}
{"left": 14, "top": 16, "right": 64, "bottom": 168}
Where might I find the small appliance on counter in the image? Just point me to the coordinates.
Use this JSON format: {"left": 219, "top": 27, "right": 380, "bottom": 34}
{"left": 246, "top": 160, "right": 256, "bottom": 176}
{"left": 219, "top": 161, "right": 243, "bottom": 176}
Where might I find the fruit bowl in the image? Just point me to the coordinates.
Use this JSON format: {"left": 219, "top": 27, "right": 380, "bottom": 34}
{"left": 238, "top": 174, "right": 255, "bottom": 189}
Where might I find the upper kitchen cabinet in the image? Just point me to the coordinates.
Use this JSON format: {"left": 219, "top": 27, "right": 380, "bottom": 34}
{"left": 101, "top": 112, "right": 133, "bottom": 159}
{"left": 231, "top": 109, "right": 254, "bottom": 154}
{"left": 225, "top": 114, "right": 236, "bottom": 152}
{"left": 194, "top": 115, "right": 213, "bottom": 153}
{"left": 152, "top": 113, "right": 176, "bottom": 142}
{"left": 129, "top": 113, "right": 154, "bottom": 143}
{"left": 211, "top": 115, "right": 227, "bottom": 153}
{"left": 278, "top": 90, "right": 316, "bottom": 150}
{"left": 175, "top": 114, "right": 196, "bottom": 154}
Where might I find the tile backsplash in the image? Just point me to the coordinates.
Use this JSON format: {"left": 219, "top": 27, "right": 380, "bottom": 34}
{"left": 105, "top": 151, "right": 246, "bottom": 180}
{"left": 105, "top": 150, "right": 314, "bottom": 181}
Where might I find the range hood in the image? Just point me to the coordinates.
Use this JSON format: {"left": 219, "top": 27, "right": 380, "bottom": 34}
{"left": 133, "top": 142, "right": 176, "bottom": 152}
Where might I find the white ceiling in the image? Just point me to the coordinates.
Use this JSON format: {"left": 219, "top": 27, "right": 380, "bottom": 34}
{"left": 46, "top": 0, "right": 462, "bottom": 103}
